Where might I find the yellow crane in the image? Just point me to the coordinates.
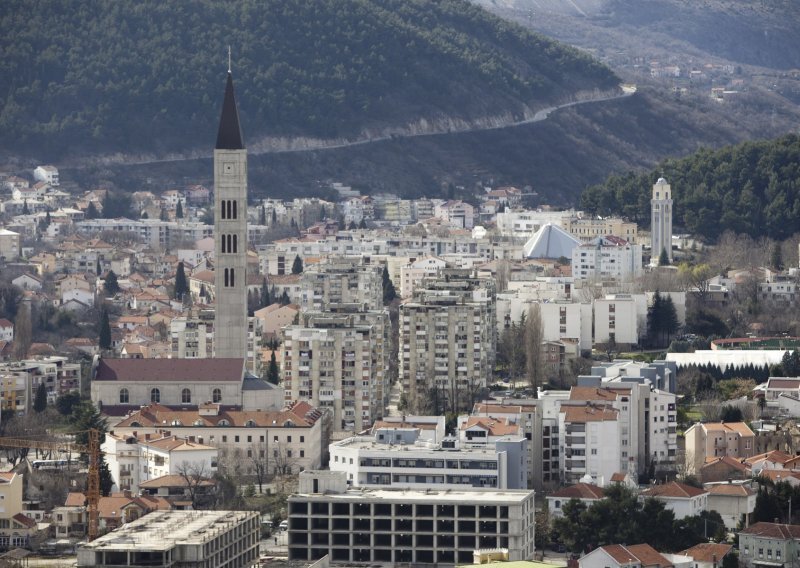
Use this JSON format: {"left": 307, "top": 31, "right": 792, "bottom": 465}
{"left": 0, "top": 429, "right": 101, "bottom": 541}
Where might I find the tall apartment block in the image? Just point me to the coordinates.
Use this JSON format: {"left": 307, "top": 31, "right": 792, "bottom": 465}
{"left": 283, "top": 312, "right": 383, "bottom": 432}
{"left": 400, "top": 269, "right": 496, "bottom": 413}
{"left": 300, "top": 257, "right": 384, "bottom": 311}
{"left": 213, "top": 70, "right": 248, "bottom": 358}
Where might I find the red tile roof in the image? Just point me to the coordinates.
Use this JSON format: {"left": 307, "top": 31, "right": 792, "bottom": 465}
{"left": 461, "top": 416, "right": 520, "bottom": 436}
{"left": 550, "top": 483, "right": 605, "bottom": 500}
{"left": 641, "top": 481, "right": 708, "bottom": 499}
{"left": 679, "top": 543, "right": 732, "bottom": 563}
{"left": 561, "top": 404, "right": 618, "bottom": 423}
{"left": 704, "top": 483, "right": 756, "bottom": 497}
{"left": 739, "top": 522, "right": 800, "bottom": 539}
{"left": 569, "top": 387, "right": 629, "bottom": 402}
{"left": 95, "top": 358, "right": 244, "bottom": 382}
{"left": 601, "top": 544, "right": 673, "bottom": 568}
{"left": 115, "top": 402, "right": 321, "bottom": 429}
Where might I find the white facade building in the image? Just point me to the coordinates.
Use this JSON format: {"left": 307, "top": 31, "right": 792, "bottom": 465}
{"left": 640, "top": 481, "right": 709, "bottom": 519}
{"left": 572, "top": 236, "right": 643, "bottom": 281}
{"left": 33, "top": 165, "right": 59, "bottom": 186}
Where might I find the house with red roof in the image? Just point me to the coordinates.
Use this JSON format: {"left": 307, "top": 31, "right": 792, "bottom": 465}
{"left": 640, "top": 481, "right": 708, "bottom": 519}
{"left": 547, "top": 483, "right": 605, "bottom": 517}
{"left": 579, "top": 543, "right": 675, "bottom": 568}
{"left": 678, "top": 543, "right": 733, "bottom": 568}
{"left": 0, "top": 472, "right": 37, "bottom": 549}
{"left": 704, "top": 481, "right": 757, "bottom": 529}
{"left": 738, "top": 522, "right": 800, "bottom": 568}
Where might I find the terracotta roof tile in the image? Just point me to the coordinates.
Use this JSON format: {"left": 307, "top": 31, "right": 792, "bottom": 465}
{"left": 701, "top": 422, "right": 754, "bottom": 436}
{"left": 739, "top": 522, "right": 800, "bottom": 540}
{"left": 116, "top": 402, "right": 320, "bottom": 429}
{"left": 641, "top": 481, "right": 708, "bottom": 499}
{"left": 550, "top": 483, "right": 605, "bottom": 500}
{"left": 679, "top": 543, "right": 732, "bottom": 563}
{"left": 704, "top": 483, "right": 756, "bottom": 497}
{"left": 561, "top": 404, "right": 618, "bottom": 423}
{"left": 461, "top": 416, "right": 520, "bottom": 436}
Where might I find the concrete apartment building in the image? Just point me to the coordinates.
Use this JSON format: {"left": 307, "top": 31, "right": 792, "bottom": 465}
{"left": 300, "top": 257, "right": 384, "bottom": 311}
{"left": 559, "top": 404, "right": 622, "bottom": 485}
{"left": 0, "top": 356, "right": 81, "bottom": 412}
{"left": 329, "top": 422, "right": 527, "bottom": 490}
{"left": 170, "top": 313, "right": 212, "bottom": 359}
{"left": 288, "top": 471, "right": 536, "bottom": 566}
{"left": 572, "top": 236, "right": 643, "bottom": 281}
{"left": 0, "top": 473, "right": 37, "bottom": 549}
{"left": 400, "top": 269, "right": 496, "bottom": 413}
{"left": 33, "top": 165, "right": 59, "bottom": 186}
{"left": 77, "top": 510, "right": 260, "bottom": 568}
{"left": 282, "top": 310, "right": 384, "bottom": 432}
{"left": 0, "top": 229, "right": 21, "bottom": 261}
{"left": 685, "top": 422, "right": 756, "bottom": 475}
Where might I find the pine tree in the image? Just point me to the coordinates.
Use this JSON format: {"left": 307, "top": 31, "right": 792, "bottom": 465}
{"left": 771, "top": 242, "right": 784, "bottom": 271}
{"left": 359, "top": 218, "right": 367, "bottom": 229}
{"left": 271, "top": 209, "right": 277, "bottom": 225}
{"left": 279, "top": 290, "right": 291, "bottom": 305}
{"left": 141, "top": 210, "right": 149, "bottom": 219}
{"left": 291, "top": 255, "right": 303, "bottom": 274}
{"left": 103, "top": 270, "right": 120, "bottom": 296}
{"left": 71, "top": 402, "right": 114, "bottom": 496}
{"left": 267, "top": 351, "right": 280, "bottom": 385}
{"left": 174, "top": 262, "right": 189, "bottom": 301}
{"left": 96, "top": 258, "right": 101, "bottom": 276}
{"left": 176, "top": 200, "right": 184, "bottom": 219}
{"left": 33, "top": 382, "right": 48, "bottom": 413}
{"left": 44, "top": 210, "right": 51, "bottom": 227}
{"left": 22, "top": 200, "right": 29, "bottom": 215}
{"left": 259, "top": 205, "right": 267, "bottom": 225}
{"left": 99, "top": 308, "right": 112, "bottom": 350}
{"left": 382, "top": 265, "right": 396, "bottom": 304}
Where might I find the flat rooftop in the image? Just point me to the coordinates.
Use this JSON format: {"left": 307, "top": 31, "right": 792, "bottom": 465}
{"left": 291, "top": 487, "right": 534, "bottom": 504}
{"left": 333, "top": 436, "right": 512, "bottom": 455}
{"left": 79, "top": 510, "right": 255, "bottom": 552}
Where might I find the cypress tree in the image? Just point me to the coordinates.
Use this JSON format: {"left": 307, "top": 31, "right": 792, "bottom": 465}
{"left": 382, "top": 265, "right": 396, "bottom": 303}
{"left": 33, "top": 382, "right": 48, "bottom": 413}
{"left": 267, "top": 352, "right": 280, "bottom": 385}
{"left": 174, "top": 261, "right": 189, "bottom": 301}
{"left": 99, "top": 308, "right": 112, "bottom": 350}
{"left": 176, "top": 200, "right": 184, "bottom": 219}
{"left": 291, "top": 255, "right": 303, "bottom": 274}
{"left": 104, "top": 270, "right": 120, "bottom": 296}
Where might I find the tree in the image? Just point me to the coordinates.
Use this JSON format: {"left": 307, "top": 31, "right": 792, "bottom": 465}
{"left": 720, "top": 405, "right": 744, "bottom": 422}
{"left": 358, "top": 218, "right": 367, "bottom": 229}
{"left": 279, "top": 290, "right": 291, "bottom": 305}
{"left": 33, "top": 382, "right": 48, "bottom": 413}
{"left": 525, "top": 304, "right": 545, "bottom": 395}
{"left": 260, "top": 278, "right": 271, "bottom": 307}
{"left": 95, "top": 258, "right": 101, "bottom": 276}
{"left": 22, "top": 200, "right": 29, "bottom": 215}
{"left": 86, "top": 201, "right": 99, "bottom": 219}
{"left": 71, "top": 401, "right": 113, "bottom": 496}
{"left": 176, "top": 461, "right": 214, "bottom": 509}
{"left": 99, "top": 308, "right": 112, "bottom": 350}
{"left": 55, "top": 392, "right": 81, "bottom": 416}
{"left": 13, "top": 300, "right": 31, "bottom": 359}
{"left": 103, "top": 270, "right": 120, "bottom": 296}
{"left": 247, "top": 442, "right": 270, "bottom": 494}
{"left": 771, "top": 242, "right": 784, "bottom": 271}
{"left": 658, "top": 247, "right": 670, "bottom": 266}
{"left": 267, "top": 352, "right": 280, "bottom": 385}
{"left": 291, "top": 255, "right": 303, "bottom": 274}
{"left": 160, "top": 207, "right": 169, "bottom": 221}
{"left": 382, "top": 265, "right": 396, "bottom": 304}
{"left": 259, "top": 205, "right": 266, "bottom": 225}
{"left": 175, "top": 200, "right": 184, "bottom": 219}
{"left": 174, "top": 262, "right": 189, "bottom": 301}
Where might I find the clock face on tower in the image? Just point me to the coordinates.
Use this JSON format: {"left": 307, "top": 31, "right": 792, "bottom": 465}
{"left": 223, "top": 162, "right": 235, "bottom": 175}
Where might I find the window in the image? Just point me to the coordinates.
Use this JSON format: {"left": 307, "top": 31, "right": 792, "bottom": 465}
{"left": 181, "top": 388, "right": 191, "bottom": 404}
{"left": 300, "top": 436, "right": 305, "bottom": 443}
{"left": 235, "top": 436, "right": 240, "bottom": 443}
{"left": 300, "top": 450, "right": 305, "bottom": 458}
{"left": 287, "top": 436, "right": 292, "bottom": 443}
{"left": 150, "top": 388, "right": 160, "bottom": 403}
{"left": 212, "top": 388, "right": 222, "bottom": 403}
{"left": 230, "top": 268, "right": 235, "bottom": 287}
{"left": 119, "top": 388, "right": 129, "bottom": 404}
{"left": 224, "top": 268, "right": 229, "bottom": 287}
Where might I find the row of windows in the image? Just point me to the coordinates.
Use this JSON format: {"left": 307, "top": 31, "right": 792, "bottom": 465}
{"left": 220, "top": 200, "right": 238, "bottom": 220}
{"left": 119, "top": 388, "right": 222, "bottom": 404}
{"left": 221, "top": 234, "right": 239, "bottom": 254}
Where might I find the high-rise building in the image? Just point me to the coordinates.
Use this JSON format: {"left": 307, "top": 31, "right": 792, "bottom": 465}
{"left": 650, "top": 178, "right": 673, "bottom": 265}
{"left": 400, "top": 269, "right": 496, "bottom": 414}
{"left": 213, "top": 70, "right": 248, "bottom": 358}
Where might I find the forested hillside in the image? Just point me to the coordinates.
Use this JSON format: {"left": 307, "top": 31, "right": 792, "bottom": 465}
{"left": 580, "top": 134, "right": 800, "bottom": 241}
{"left": 0, "top": 0, "right": 617, "bottom": 159}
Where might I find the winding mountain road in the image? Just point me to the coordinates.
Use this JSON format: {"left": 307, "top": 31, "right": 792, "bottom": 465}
{"left": 67, "top": 85, "right": 636, "bottom": 168}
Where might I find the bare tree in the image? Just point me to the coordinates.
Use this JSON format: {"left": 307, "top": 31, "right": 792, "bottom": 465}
{"left": 13, "top": 300, "right": 32, "bottom": 359}
{"left": 697, "top": 393, "right": 723, "bottom": 422}
{"left": 247, "top": 441, "right": 270, "bottom": 494}
{"left": 495, "top": 260, "right": 511, "bottom": 293}
{"left": 176, "top": 461, "right": 214, "bottom": 510}
{"left": 525, "top": 304, "right": 545, "bottom": 395}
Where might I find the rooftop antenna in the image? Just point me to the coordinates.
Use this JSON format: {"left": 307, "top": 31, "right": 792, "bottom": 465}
{"left": 228, "top": 45, "right": 231, "bottom": 74}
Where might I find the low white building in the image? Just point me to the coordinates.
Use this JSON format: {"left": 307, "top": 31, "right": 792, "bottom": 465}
{"left": 572, "top": 236, "right": 642, "bottom": 281}
{"left": 640, "top": 481, "right": 708, "bottom": 519}
{"left": 580, "top": 543, "right": 678, "bottom": 568}
{"left": 704, "top": 481, "right": 756, "bottom": 529}
{"left": 103, "top": 432, "right": 218, "bottom": 494}
{"left": 33, "top": 165, "right": 59, "bottom": 186}
{"left": 329, "top": 422, "right": 527, "bottom": 490}
{"left": 547, "top": 482, "right": 605, "bottom": 517}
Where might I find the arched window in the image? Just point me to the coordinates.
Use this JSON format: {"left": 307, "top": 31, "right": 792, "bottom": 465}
{"left": 224, "top": 268, "right": 229, "bottom": 287}
{"left": 212, "top": 388, "right": 222, "bottom": 403}
{"left": 221, "top": 201, "right": 227, "bottom": 220}
{"left": 221, "top": 235, "right": 226, "bottom": 253}
{"left": 232, "top": 234, "right": 237, "bottom": 253}
{"left": 230, "top": 268, "right": 235, "bottom": 287}
{"left": 119, "top": 388, "right": 129, "bottom": 404}
{"left": 232, "top": 200, "right": 237, "bottom": 219}
{"left": 150, "top": 388, "right": 160, "bottom": 403}
{"left": 181, "top": 388, "right": 191, "bottom": 404}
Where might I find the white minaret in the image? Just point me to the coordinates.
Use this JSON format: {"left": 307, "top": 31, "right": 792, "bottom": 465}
{"left": 650, "top": 177, "right": 673, "bottom": 266}
{"left": 213, "top": 69, "right": 248, "bottom": 359}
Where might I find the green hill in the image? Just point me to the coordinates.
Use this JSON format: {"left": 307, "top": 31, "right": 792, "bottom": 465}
{"left": 580, "top": 134, "right": 800, "bottom": 241}
{"left": 0, "top": 0, "right": 617, "bottom": 159}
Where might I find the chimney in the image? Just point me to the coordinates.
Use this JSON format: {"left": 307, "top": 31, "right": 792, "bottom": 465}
{"left": 123, "top": 489, "right": 132, "bottom": 499}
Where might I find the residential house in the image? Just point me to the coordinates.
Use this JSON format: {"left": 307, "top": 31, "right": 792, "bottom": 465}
{"left": 0, "top": 472, "right": 37, "bottom": 550}
{"left": 678, "top": 544, "right": 733, "bottom": 568}
{"left": 547, "top": 483, "right": 605, "bottom": 517}
{"left": 738, "top": 522, "right": 800, "bottom": 568}
{"left": 704, "top": 481, "right": 756, "bottom": 529}
{"left": 579, "top": 543, "right": 676, "bottom": 568}
{"left": 33, "top": 165, "right": 59, "bottom": 186}
{"left": 640, "top": 481, "right": 708, "bottom": 519}
{"left": 698, "top": 456, "right": 749, "bottom": 483}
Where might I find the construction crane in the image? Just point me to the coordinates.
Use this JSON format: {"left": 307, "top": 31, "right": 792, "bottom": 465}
{"left": 0, "top": 428, "right": 101, "bottom": 541}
